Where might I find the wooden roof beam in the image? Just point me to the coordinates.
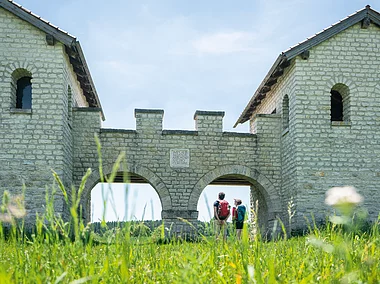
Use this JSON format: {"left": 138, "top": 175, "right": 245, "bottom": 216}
{"left": 272, "top": 68, "right": 284, "bottom": 77}
{"left": 266, "top": 78, "right": 277, "bottom": 86}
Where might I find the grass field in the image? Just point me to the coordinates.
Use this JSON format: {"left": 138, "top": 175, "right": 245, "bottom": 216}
{"left": 0, "top": 217, "right": 379, "bottom": 283}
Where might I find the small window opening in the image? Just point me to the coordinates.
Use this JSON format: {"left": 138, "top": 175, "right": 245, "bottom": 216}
{"left": 330, "top": 90, "right": 343, "bottom": 121}
{"left": 67, "top": 86, "right": 72, "bottom": 124}
{"left": 16, "top": 76, "right": 32, "bottom": 109}
{"left": 282, "top": 95, "right": 289, "bottom": 130}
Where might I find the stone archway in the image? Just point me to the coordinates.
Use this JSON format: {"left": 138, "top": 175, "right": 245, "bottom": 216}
{"left": 188, "top": 164, "right": 282, "bottom": 233}
{"left": 81, "top": 163, "right": 171, "bottom": 222}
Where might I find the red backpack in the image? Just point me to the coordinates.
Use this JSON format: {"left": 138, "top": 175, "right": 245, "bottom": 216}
{"left": 218, "top": 200, "right": 230, "bottom": 218}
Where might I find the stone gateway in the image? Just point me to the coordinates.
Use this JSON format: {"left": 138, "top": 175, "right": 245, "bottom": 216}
{"left": 1, "top": 1, "right": 380, "bottom": 235}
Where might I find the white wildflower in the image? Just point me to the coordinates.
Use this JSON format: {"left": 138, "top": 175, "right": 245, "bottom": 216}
{"left": 325, "top": 186, "right": 363, "bottom": 206}
{"left": 325, "top": 186, "right": 363, "bottom": 216}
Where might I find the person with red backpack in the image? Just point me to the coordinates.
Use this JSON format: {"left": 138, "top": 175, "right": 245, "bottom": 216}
{"left": 213, "top": 192, "right": 230, "bottom": 240}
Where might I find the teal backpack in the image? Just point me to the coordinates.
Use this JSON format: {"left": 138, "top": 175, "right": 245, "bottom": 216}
{"left": 237, "top": 204, "right": 246, "bottom": 222}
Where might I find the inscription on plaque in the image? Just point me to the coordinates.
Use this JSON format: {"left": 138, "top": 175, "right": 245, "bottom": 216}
{"left": 170, "top": 149, "right": 190, "bottom": 168}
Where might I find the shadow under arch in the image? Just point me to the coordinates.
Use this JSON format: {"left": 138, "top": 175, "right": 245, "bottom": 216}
{"left": 81, "top": 163, "right": 171, "bottom": 222}
{"left": 189, "top": 165, "right": 282, "bottom": 230}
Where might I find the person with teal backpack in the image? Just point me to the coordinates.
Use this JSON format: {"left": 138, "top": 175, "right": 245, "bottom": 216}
{"left": 232, "top": 198, "right": 246, "bottom": 240}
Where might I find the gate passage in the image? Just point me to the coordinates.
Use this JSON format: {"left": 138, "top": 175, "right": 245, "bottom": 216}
{"left": 73, "top": 108, "right": 283, "bottom": 235}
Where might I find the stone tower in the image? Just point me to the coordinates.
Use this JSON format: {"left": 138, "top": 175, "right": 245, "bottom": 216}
{"left": 0, "top": 0, "right": 103, "bottom": 224}
{"left": 235, "top": 5, "right": 380, "bottom": 231}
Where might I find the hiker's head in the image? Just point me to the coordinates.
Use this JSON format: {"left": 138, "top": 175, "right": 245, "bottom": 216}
{"left": 234, "top": 198, "right": 242, "bottom": 205}
{"left": 218, "top": 192, "right": 225, "bottom": 200}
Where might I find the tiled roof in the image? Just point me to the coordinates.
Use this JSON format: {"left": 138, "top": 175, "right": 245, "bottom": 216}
{"left": 8, "top": 0, "right": 76, "bottom": 39}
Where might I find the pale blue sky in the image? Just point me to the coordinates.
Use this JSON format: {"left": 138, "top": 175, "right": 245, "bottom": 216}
{"left": 91, "top": 184, "right": 250, "bottom": 222}
{"left": 14, "top": 0, "right": 371, "bottom": 131}
{"left": 14, "top": 0, "right": 373, "bottom": 221}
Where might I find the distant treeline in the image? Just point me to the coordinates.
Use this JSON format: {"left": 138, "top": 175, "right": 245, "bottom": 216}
{"left": 90, "top": 220, "right": 163, "bottom": 233}
{"left": 90, "top": 220, "right": 222, "bottom": 236}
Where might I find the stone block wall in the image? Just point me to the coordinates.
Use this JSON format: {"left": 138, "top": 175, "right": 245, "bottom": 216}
{"left": 250, "top": 60, "right": 299, "bottom": 230}
{"left": 253, "top": 114, "right": 283, "bottom": 231}
{"left": 291, "top": 23, "right": 380, "bottom": 226}
{"left": 72, "top": 107, "right": 102, "bottom": 219}
{"left": 61, "top": 51, "right": 90, "bottom": 208}
{"left": 0, "top": 7, "right": 89, "bottom": 224}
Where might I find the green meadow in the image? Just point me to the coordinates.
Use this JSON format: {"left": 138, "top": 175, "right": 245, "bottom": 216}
{"left": 0, "top": 216, "right": 379, "bottom": 283}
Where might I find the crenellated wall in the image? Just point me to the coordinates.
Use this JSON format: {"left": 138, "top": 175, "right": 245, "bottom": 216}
{"left": 71, "top": 108, "right": 283, "bottom": 235}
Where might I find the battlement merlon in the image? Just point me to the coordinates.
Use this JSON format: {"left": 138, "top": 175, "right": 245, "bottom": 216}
{"left": 73, "top": 107, "right": 103, "bottom": 130}
{"left": 252, "top": 113, "right": 281, "bottom": 135}
{"left": 133, "top": 109, "right": 225, "bottom": 133}
{"left": 135, "top": 108, "right": 164, "bottom": 133}
{"left": 194, "top": 110, "right": 225, "bottom": 133}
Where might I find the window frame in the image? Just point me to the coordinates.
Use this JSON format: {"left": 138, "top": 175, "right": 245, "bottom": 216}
{"left": 330, "top": 83, "right": 350, "bottom": 124}
{"left": 10, "top": 68, "right": 33, "bottom": 112}
{"left": 282, "top": 94, "right": 290, "bottom": 133}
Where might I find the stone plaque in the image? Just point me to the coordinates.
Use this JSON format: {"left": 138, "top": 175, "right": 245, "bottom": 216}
{"left": 170, "top": 149, "right": 190, "bottom": 168}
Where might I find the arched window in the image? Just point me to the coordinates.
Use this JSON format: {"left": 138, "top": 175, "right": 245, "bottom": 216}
{"left": 282, "top": 94, "right": 289, "bottom": 130}
{"left": 330, "top": 84, "right": 349, "bottom": 122}
{"left": 11, "top": 69, "right": 32, "bottom": 110}
{"left": 16, "top": 76, "right": 32, "bottom": 109}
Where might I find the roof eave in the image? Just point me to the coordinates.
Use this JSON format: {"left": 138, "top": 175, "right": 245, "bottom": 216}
{"left": 71, "top": 42, "right": 105, "bottom": 120}
{"left": 234, "top": 54, "right": 288, "bottom": 127}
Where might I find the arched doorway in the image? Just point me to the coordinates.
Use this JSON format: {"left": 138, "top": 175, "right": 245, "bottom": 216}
{"left": 197, "top": 184, "right": 250, "bottom": 222}
{"left": 82, "top": 164, "right": 171, "bottom": 224}
{"left": 91, "top": 180, "right": 162, "bottom": 222}
{"left": 190, "top": 165, "right": 281, "bottom": 235}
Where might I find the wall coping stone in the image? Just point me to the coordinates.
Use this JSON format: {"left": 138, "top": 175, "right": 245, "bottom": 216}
{"left": 162, "top": 130, "right": 198, "bottom": 136}
{"left": 194, "top": 110, "right": 225, "bottom": 119}
{"left": 254, "top": 114, "right": 281, "bottom": 119}
{"left": 73, "top": 107, "right": 102, "bottom": 112}
{"left": 135, "top": 108, "right": 164, "bottom": 116}
{"left": 222, "top": 131, "right": 255, "bottom": 137}
{"left": 100, "top": 128, "right": 137, "bottom": 134}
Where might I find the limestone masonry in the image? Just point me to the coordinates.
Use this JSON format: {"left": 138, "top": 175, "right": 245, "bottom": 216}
{"left": 1, "top": 1, "right": 379, "bottom": 235}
